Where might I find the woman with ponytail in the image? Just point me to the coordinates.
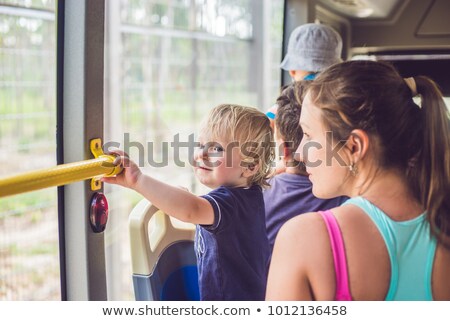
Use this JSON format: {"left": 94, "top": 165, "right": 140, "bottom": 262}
{"left": 266, "top": 60, "right": 450, "bottom": 300}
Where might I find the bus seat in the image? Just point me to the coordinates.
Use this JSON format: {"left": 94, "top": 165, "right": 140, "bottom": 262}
{"left": 129, "top": 198, "right": 199, "bottom": 301}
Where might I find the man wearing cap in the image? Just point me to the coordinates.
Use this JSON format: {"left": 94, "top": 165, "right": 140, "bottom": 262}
{"left": 266, "top": 23, "right": 343, "bottom": 121}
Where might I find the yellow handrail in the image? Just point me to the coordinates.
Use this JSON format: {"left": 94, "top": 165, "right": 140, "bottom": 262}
{"left": 0, "top": 139, "right": 122, "bottom": 198}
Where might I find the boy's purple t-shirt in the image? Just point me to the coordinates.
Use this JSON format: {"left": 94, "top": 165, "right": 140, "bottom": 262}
{"left": 264, "top": 173, "right": 348, "bottom": 252}
{"left": 197, "top": 185, "right": 269, "bottom": 300}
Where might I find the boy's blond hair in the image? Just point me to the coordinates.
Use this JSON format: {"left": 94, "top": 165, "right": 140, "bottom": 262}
{"left": 200, "top": 104, "right": 274, "bottom": 188}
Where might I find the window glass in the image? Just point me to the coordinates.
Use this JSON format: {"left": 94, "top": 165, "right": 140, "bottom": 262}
{"left": 0, "top": 1, "right": 59, "bottom": 300}
{"left": 104, "top": 0, "right": 283, "bottom": 300}
{"left": 0, "top": 0, "right": 54, "bottom": 10}
{"left": 444, "top": 97, "right": 450, "bottom": 112}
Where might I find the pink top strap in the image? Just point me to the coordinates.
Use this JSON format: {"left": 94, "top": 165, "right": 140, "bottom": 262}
{"left": 318, "top": 210, "right": 352, "bottom": 301}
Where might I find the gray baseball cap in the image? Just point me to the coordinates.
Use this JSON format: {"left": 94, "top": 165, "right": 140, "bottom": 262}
{"left": 280, "top": 23, "right": 343, "bottom": 72}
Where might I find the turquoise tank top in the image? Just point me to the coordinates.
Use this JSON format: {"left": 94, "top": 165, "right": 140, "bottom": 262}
{"left": 343, "top": 197, "right": 437, "bottom": 300}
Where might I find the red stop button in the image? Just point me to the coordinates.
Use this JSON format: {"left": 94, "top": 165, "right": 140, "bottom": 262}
{"left": 90, "top": 192, "right": 109, "bottom": 233}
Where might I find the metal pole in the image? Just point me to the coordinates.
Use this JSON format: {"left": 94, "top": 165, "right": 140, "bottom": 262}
{"left": 0, "top": 155, "right": 121, "bottom": 198}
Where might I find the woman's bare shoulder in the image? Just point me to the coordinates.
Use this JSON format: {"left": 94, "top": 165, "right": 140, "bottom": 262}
{"left": 280, "top": 211, "right": 324, "bottom": 232}
{"left": 267, "top": 212, "right": 336, "bottom": 300}
{"left": 275, "top": 212, "right": 334, "bottom": 268}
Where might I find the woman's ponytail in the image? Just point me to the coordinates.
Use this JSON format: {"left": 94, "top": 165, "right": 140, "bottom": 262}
{"left": 412, "top": 76, "right": 450, "bottom": 246}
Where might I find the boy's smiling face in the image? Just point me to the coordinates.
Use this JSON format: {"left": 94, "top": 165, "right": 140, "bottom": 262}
{"left": 193, "top": 137, "right": 250, "bottom": 189}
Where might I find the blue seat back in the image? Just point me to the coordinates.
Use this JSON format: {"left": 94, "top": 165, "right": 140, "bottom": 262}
{"left": 129, "top": 199, "right": 199, "bottom": 301}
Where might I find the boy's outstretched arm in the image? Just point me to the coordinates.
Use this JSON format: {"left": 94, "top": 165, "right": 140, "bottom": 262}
{"left": 102, "top": 150, "right": 214, "bottom": 225}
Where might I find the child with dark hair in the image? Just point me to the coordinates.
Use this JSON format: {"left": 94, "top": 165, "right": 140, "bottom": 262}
{"left": 264, "top": 81, "right": 347, "bottom": 253}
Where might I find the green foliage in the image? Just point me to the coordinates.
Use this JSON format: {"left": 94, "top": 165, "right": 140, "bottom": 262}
{"left": 6, "top": 241, "right": 57, "bottom": 256}
{"left": 0, "top": 0, "right": 55, "bottom": 10}
{"left": 0, "top": 189, "right": 56, "bottom": 218}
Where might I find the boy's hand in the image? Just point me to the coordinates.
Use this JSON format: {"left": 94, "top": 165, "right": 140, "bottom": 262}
{"left": 101, "top": 150, "right": 142, "bottom": 189}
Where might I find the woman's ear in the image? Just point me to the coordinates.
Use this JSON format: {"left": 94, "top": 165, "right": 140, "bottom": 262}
{"left": 346, "top": 129, "right": 369, "bottom": 162}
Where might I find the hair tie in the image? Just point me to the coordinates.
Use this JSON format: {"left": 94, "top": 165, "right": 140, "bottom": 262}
{"left": 404, "top": 77, "right": 418, "bottom": 96}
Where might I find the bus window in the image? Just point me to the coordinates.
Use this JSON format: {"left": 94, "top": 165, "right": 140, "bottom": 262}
{"left": 444, "top": 98, "right": 450, "bottom": 112}
{"left": 0, "top": 1, "right": 59, "bottom": 300}
{"left": 103, "top": 0, "right": 284, "bottom": 300}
